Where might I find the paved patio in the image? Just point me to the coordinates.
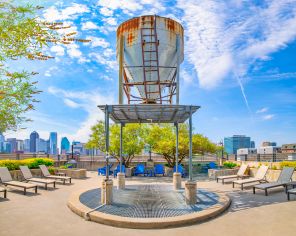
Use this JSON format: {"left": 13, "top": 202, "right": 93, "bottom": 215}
{"left": 0, "top": 171, "right": 295, "bottom": 236}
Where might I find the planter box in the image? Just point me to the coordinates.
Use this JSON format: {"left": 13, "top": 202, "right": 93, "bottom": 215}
{"left": 57, "top": 168, "right": 87, "bottom": 179}
{"left": 208, "top": 168, "right": 239, "bottom": 180}
{"left": 165, "top": 167, "right": 173, "bottom": 177}
{"left": 125, "top": 167, "right": 133, "bottom": 177}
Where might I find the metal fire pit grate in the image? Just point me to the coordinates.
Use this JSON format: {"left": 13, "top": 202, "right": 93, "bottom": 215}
{"left": 79, "top": 185, "right": 220, "bottom": 218}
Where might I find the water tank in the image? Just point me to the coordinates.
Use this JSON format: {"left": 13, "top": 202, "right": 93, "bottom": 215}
{"left": 117, "top": 15, "right": 184, "bottom": 104}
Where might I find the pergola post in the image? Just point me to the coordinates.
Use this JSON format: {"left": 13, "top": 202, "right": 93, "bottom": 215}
{"left": 101, "top": 105, "right": 113, "bottom": 204}
{"left": 173, "top": 123, "right": 181, "bottom": 189}
{"left": 185, "top": 106, "right": 197, "bottom": 204}
{"left": 117, "top": 122, "right": 125, "bottom": 189}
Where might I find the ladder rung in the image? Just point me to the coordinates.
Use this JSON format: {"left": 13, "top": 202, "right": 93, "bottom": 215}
{"left": 144, "top": 50, "right": 157, "bottom": 52}
{"left": 142, "top": 34, "right": 155, "bottom": 36}
{"left": 143, "top": 41, "right": 157, "bottom": 44}
{"left": 141, "top": 27, "right": 154, "bottom": 29}
{"left": 145, "top": 69, "right": 158, "bottom": 72}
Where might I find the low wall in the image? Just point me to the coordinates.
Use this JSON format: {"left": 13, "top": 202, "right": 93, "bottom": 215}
{"left": 57, "top": 168, "right": 87, "bottom": 179}
{"left": 9, "top": 169, "right": 42, "bottom": 181}
{"left": 208, "top": 168, "right": 239, "bottom": 180}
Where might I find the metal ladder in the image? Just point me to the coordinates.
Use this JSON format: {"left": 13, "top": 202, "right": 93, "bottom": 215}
{"left": 140, "top": 15, "right": 162, "bottom": 104}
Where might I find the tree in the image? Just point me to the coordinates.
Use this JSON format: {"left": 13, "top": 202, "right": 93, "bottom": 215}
{"left": 0, "top": 1, "right": 90, "bottom": 133}
{"left": 86, "top": 121, "right": 146, "bottom": 167}
{"left": 145, "top": 124, "right": 218, "bottom": 167}
{"left": 87, "top": 122, "right": 218, "bottom": 168}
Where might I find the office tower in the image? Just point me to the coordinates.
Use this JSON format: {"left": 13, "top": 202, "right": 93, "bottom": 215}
{"left": 0, "top": 133, "right": 4, "bottom": 152}
{"left": 38, "top": 138, "right": 48, "bottom": 153}
{"left": 61, "top": 137, "right": 70, "bottom": 154}
{"left": 49, "top": 132, "right": 58, "bottom": 155}
{"left": 24, "top": 139, "right": 30, "bottom": 152}
{"left": 224, "top": 135, "right": 253, "bottom": 155}
{"left": 30, "top": 131, "right": 39, "bottom": 153}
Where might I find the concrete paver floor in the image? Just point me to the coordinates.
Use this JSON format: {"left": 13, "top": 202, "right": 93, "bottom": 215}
{"left": 0, "top": 171, "right": 295, "bottom": 236}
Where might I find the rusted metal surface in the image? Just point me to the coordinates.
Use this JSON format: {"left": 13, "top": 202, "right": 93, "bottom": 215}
{"left": 117, "top": 15, "right": 184, "bottom": 104}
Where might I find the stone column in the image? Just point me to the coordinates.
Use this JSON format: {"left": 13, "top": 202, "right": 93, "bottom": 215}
{"left": 185, "top": 180, "right": 197, "bottom": 205}
{"left": 101, "top": 179, "right": 113, "bottom": 205}
{"left": 117, "top": 172, "right": 125, "bottom": 189}
{"left": 173, "top": 172, "right": 182, "bottom": 190}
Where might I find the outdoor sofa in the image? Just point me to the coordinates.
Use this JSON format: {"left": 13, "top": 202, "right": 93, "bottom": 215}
{"left": 20, "top": 166, "right": 56, "bottom": 190}
{"left": 217, "top": 164, "right": 249, "bottom": 184}
{"left": 0, "top": 167, "right": 38, "bottom": 195}
{"left": 253, "top": 167, "right": 294, "bottom": 196}
{"left": 232, "top": 165, "right": 269, "bottom": 190}
{"left": 39, "top": 165, "right": 71, "bottom": 184}
{"left": 0, "top": 186, "right": 7, "bottom": 198}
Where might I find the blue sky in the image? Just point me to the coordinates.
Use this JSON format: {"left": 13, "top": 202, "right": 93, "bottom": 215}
{"left": 6, "top": 0, "right": 296, "bottom": 147}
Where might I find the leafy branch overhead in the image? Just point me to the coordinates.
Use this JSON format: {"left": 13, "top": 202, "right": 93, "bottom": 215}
{"left": 0, "top": 1, "right": 90, "bottom": 133}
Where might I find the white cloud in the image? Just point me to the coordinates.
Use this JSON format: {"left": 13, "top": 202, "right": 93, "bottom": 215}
{"left": 81, "top": 21, "right": 99, "bottom": 30}
{"left": 99, "top": 7, "right": 114, "bottom": 16}
{"left": 48, "top": 86, "right": 115, "bottom": 142}
{"left": 89, "top": 52, "right": 117, "bottom": 69}
{"left": 177, "top": 0, "right": 296, "bottom": 89}
{"left": 87, "top": 36, "right": 110, "bottom": 48}
{"left": 262, "top": 114, "right": 275, "bottom": 120}
{"left": 66, "top": 44, "right": 82, "bottom": 58}
{"left": 103, "top": 17, "right": 118, "bottom": 26}
{"left": 43, "top": 3, "right": 89, "bottom": 21}
{"left": 256, "top": 107, "right": 268, "bottom": 113}
{"left": 63, "top": 98, "right": 80, "bottom": 108}
{"left": 50, "top": 45, "right": 65, "bottom": 56}
{"left": 97, "top": 0, "right": 142, "bottom": 12}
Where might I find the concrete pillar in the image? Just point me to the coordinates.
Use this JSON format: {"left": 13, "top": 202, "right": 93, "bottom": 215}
{"left": 185, "top": 180, "right": 197, "bottom": 205}
{"left": 101, "top": 179, "right": 113, "bottom": 205}
{"left": 173, "top": 172, "right": 182, "bottom": 190}
{"left": 117, "top": 173, "right": 125, "bottom": 189}
{"left": 146, "top": 160, "right": 154, "bottom": 168}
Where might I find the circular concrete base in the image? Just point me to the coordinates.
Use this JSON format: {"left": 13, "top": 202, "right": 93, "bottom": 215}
{"left": 68, "top": 184, "right": 231, "bottom": 229}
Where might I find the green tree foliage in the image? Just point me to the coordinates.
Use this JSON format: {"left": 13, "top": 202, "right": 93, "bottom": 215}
{"left": 87, "top": 122, "right": 218, "bottom": 168}
{"left": 0, "top": 1, "right": 90, "bottom": 133}
{"left": 145, "top": 124, "right": 218, "bottom": 167}
{"left": 86, "top": 121, "right": 145, "bottom": 167}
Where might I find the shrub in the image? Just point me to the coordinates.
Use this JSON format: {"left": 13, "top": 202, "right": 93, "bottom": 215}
{"left": 280, "top": 161, "right": 296, "bottom": 170}
{"left": 223, "top": 161, "right": 237, "bottom": 169}
{"left": 0, "top": 158, "right": 54, "bottom": 171}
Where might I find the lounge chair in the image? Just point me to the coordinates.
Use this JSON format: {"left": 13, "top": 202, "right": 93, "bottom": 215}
{"left": 154, "top": 164, "right": 165, "bottom": 176}
{"left": 232, "top": 165, "right": 269, "bottom": 190}
{"left": 253, "top": 167, "right": 294, "bottom": 196}
{"left": 0, "top": 186, "right": 7, "bottom": 198}
{"left": 20, "top": 166, "right": 56, "bottom": 190}
{"left": 39, "top": 165, "right": 71, "bottom": 184}
{"left": 287, "top": 188, "right": 296, "bottom": 201}
{"left": 134, "top": 164, "right": 146, "bottom": 176}
{"left": 113, "top": 164, "right": 125, "bottom": 177}
{"left": 217, "top": 164, "right": 249, "bottom": 184}
{"left": 0, "top": 167, "right": 37, "bottom": 195}
{"left": 173, "top": 164, "right": 185, "bottom": 177}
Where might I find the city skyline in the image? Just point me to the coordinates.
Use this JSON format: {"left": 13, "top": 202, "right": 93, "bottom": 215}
{"left": 5, "top": 0, "right": 296, "bottom": 146}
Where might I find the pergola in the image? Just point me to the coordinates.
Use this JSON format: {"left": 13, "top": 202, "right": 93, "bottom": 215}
{"left": 98, "top": 104, "right": 200, "bottom": 181}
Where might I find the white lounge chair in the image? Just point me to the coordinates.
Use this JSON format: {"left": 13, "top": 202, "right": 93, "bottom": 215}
{"left": 217, "top": 164, "right": 249, "bottom": 184}
{"left": 0, "top": 167, "right": 37, "bottom": 195}
{"left": 39, "top": 165, "right": 71, "bottom": 184}
{"left": 20, "top": 166, "right": 56, "bottom": 190}
{"left": 253, "top": 167, "right": 294, "bottom": 196}
{"left": 232, "top": 165, "right": 269, "bottom": 190}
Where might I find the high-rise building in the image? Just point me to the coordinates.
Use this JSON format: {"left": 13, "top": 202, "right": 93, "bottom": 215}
{"left": 49, "top": 132, "right": 58, "bottom": 155}
{"left": 38, "top": 139, "right": 48, "bottom": 153}
{"left": 224, "top": 135, "right": 254, "bottom": 155}
{"left": 24, "top": 139, "right": 30, "bottom": 152}
{"left": 7, "top": 138, "right": 17, "bottom": 153}
{"left": 30, "top": 131, "right": 39, "bottom": 153}
{"left": 61, "top": 137, "right": 70, "bottom": 154}
{"left": 0, "top": 133, "right": 5, "bottom": 152}
{"left": 261, "top": 141, "right": 277, "bottom": 147}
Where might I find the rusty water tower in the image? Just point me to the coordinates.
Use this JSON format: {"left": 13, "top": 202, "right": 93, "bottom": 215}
{"left": 117, "top": 15, "right": 184, "bottom": 104}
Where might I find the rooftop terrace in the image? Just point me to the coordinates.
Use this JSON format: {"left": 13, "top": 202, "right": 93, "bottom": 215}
{"left": 0, "top": 171, "right": 296, "bottom": 236}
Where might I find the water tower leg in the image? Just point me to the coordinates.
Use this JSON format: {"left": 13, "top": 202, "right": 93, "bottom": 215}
{"left": 117, "top": 173, "right": 125, "bottom": 189}
{"left": 185, "top": 180, "right": 197, "bottom": 205}
{"left": 101, "top": 178, "right": 113, "bottom": 205}
{"left": 173, "top": 172, "right": 181, "bottom": 190}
